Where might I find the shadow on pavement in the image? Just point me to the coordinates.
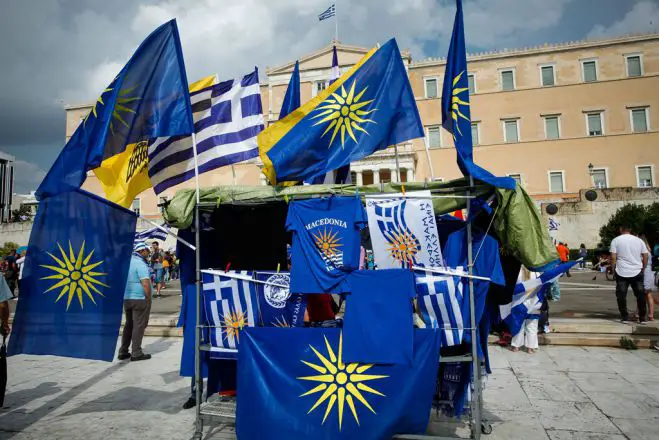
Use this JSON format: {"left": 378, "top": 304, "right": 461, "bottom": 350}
{"left": 62, "top": 385, "right": 188, "bottom": 416}
{"left": 0, "top": 382, "right": 61, "bottom": 412}
{"left": 143, "top": 337, "right": 177, "bottom": 355}
{"left": 0, "top": 361, "right": 129, "bottom": 438}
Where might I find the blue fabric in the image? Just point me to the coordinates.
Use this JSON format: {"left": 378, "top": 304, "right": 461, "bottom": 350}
{"left": 265, "top": 38, "right": 423, "bottom": 184}
{"left": 438, "top": 361, "right": 472, "bottom": 418}
{"left": 7, "top": 189, "right": 137, "bottom": 361}
{"left": 344, "top": 270, "right": 416, "bottom": 365}
{"left": 443, "top": 228, "right": 505, "bottom": 349}
{"left": 202, "top": 271, "right": 258, "bottom": 360}
{"left": 254, "top": 272, "right": 307, "bottom": 327}
{"left": 124, "top": 254, "right": 150, "bottom": 300}
{"left": 286, "top": 197, "right": 366, "bottom": 294}
{"left": 502, "top": 261, "right": 578, "bottom": 336}
{"left": 37, "top": 20, "right": 193, "bottom": 199}
{"left": 440, "top": 0, "right": 515, "bottom": 190}
{"left": 237, "top": 328, "right": 440, "bottom": 439}
{"left": 279, "top": 61, "right": 300, "bottom": 120}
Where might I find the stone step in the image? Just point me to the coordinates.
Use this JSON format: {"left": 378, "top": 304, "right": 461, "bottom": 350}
{"left": 551, "top": 318, "right": 659, "bottom": 335}
{"left": 539, "top": 332, "right": 656, "bottom": 348}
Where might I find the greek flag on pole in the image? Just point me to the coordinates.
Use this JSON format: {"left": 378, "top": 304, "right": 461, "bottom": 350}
{"left": 500, "top": 261, "right": 578, "bottom": 336}
{"left": 148, "top": 69, "right": 264, "bottom": 194}
{"left": 202, "top": 271, "right": 258, "bottom": 360}
{"left": 415, "top": 272, "right": 465, "bottom": 347}
{"left": 135, "top": 226, "right": 169, "bottom": 242}
{"left": 318, "top": 4, "right": 336, "bottom": 21}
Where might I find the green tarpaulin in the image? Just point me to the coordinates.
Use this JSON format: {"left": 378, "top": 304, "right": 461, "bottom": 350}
{"left": 164, "top": 178, "right": 558, "bottom": 270}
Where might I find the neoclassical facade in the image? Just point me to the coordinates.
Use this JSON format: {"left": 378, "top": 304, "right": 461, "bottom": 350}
{"left": 64, "top": 34, "right": 659, "bottom": 218}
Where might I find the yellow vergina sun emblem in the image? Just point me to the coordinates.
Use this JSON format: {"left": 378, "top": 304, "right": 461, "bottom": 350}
{"left": 312, "top": 227, "right": 343, "bottom": 259}
{"left": 386, "top": 230, "right": 421, "bottom": 265}
{"left": 312, "top": 80, "right": 376, "bottom": 149}
{"left": 84, "top": 80, "right": 141, "bottom": 134}
{"left": 449, "top": 70, "right": 470, "bottom": 138}
{"left": 221, "top": 309, "right": 249, "bottom": 342}
{"left": 298, "top": 332, "right": 388, "bottom": 430}
{"left": 40, "top": 241, "right": 109, "bottom": 310}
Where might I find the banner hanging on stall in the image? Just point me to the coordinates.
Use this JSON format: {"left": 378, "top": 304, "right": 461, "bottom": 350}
{"left": 366, "top": 190, "right": 443, "bottom": 269}
{"left": 254, "top": 272, "right": 306, "bottom": 327}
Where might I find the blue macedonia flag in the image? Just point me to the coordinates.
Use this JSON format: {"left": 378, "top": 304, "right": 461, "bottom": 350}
{"left": 7, "top": 189, "right": 137, "bottom": 361}
{"left": 237, "top": 328, "right": 440, "bottom": 439}
{"left": 37, "top": 19, "right": 194, "bottom": 199}
{"left": 441, "top": 0, "right": 515, "bottom": 190}
{"left": 259, "top": 38, "right": 423, "bottom": 185}
{"left": 279, "top": 61, "right": 301, "bottom": 120}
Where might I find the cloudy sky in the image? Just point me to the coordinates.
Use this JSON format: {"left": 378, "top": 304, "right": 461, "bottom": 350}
{"left": 1, "top": 0, "right": 658, "bottom": 193}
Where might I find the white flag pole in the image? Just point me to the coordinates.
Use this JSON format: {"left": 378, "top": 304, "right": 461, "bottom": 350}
{"left": 334, "top": 2, "right": 339, "bottom": 42}
{"left": 202, "top": 269, "right": 290, "bottom": 289}
{"left": 137, "top": 215, "right": 196, "bottom": 250}
{"left": 423, "top": 131, "right": 436, "bottom": 181}
{"left": 412, "top": 265, "right": 491, "bottom": 282}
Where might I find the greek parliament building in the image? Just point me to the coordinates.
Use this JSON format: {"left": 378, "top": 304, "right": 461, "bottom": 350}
{"left": 65, "top": 33, "right": 659, "bottom": 219}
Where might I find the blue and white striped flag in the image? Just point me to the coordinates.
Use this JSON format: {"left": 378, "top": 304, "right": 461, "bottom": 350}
{"left": 148, "top": 69, "right": 264, "bottom": 194}
{"left": 202, "top": 271, "right": 258, "bottom": 359}
{"left": 318, "top": 4, "right": 336, "bottom": 21}
{"left": 415, "top": 272, "right": 465, "bottom": 347}
{"left": 135, "top": 225, "right": 169, "bottom": 242}
{"left": 500, "top": 261, "right": 578, "bottom": 336}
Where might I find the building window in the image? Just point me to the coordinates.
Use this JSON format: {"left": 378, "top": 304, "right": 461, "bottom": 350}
{"left": 540, "top": 65, "right": 555, "bottom": 86}
{"left": 637, "top": 165, "right": 654, "bottom": 187}
{"left": 581, "top": 59, "right": 598, "bottom": 82}
{"left": 471, "top": 122, "right": 480, "bottom": 145}
{"left": 132, "top": 198, "right": 141, "bottom": 216}
{"left": 424, "top": 78, "right": 439, "bottom": 99}
{"left": 586, "top": 112, "right": 603, "bottom": 136}
{"left": 591, "top": 168, "right": 608, "bottom": 189}
{"left": 508, "top": 173, "right": 522, "bottom": 186}
{"left": 312, "top": 81, "right": 327, "bottom": 97}
{"left": 500, "top": 69, "right": 515, "bottom": 91}
{"left": 502, "top": 119, "right": 519, "bottom": 143}
{"left": 427, "top": 125, "right": 442, "bottom": 148}
{"left": 467, "top": 74, "right": 476, "bottom": 95}
{"left": 549, "top": 171, "right": 565, "bottom": 193}
{"left": 544, "top": 115, "right": 560, "bottom": 140}
{"left": 625, "top": 54, "right": 642, "bottom": 77}
{"left": 630, "top": 107, "right": 649, "bottom": 133}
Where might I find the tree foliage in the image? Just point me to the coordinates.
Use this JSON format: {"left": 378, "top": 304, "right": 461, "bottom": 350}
{"left": 599, "top": 203, "right": 659, "bottom": 248}
{"left": 11, "top": 205, "right": 33, "bottom": 222}
{"left": 0, "top": 241, "right": 20, "bottom": 257}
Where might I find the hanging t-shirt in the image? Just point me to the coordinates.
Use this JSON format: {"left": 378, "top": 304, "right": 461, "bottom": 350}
{"left": 343, "top": 269, "right": 416, "bottom": 365}
{"left": 442, "top": 228, "right": 505, "bottom": 348}
{"left": 286, "top": 196, "right": 367, "bottom": 294}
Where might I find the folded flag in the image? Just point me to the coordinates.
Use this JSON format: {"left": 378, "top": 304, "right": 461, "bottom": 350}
{"left": 366, "top": 190, "right": 443, "bottom": 270}
{"left": 254, "top": 272, "right": 306, "bottom": 327}
{"left": 135, "top": 225, "right": 169, "bottom": 242}
{"left": 279, "top": 61, "right": 300, "bottom": 120}
{"left": 441, "top": 0, "right": 515, "bottom": 190}
{"left": 148, "top": 69, "right": 264, "bottom": 194}
{"left": 259, "top": 38, "right": 423, "bottom": 185}
{"left": 37, "top": 20, "right": 194, "bottom": 202}
{"left": 237, "top": 328, "right": 441, "bottom": 439}
{"left": 8, "top": 189, "right": 137, "bottom": 361}
{"left": 202, "top": 271, "right": 257, "bottom": 359}
{"left": 415, "top": 272, "right": 465, "bottom": 347}
{"left": 500, "top": 260, "right": 578, "bottom": 336}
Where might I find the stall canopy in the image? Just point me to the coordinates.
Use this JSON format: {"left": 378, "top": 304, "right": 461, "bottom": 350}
{"left": 163, "top": 178, "right": 558, "bottom": 271}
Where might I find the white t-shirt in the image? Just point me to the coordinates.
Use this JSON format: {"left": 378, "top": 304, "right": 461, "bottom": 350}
{"left": 610, "top": 234, "right": 648, "bottom": 278}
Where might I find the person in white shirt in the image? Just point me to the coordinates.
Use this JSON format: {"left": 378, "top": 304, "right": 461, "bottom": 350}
{"left": 610, "top": 225, "right": 649, "bottom": 323}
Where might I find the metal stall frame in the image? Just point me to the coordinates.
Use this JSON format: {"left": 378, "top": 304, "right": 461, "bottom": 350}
{"left": 191, "top": 184, "right": 492, "bottom": 440}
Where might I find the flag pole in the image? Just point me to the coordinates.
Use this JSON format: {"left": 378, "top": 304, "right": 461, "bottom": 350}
{"left": 191, "top": 131, "right": 203, "bottom": 437}
{"left": 138, "top": 215, "right": 196, "bottom": 250}
{"left": 231, "top": 164, "right": 237, "bottom": 186}
{"left": 423, "top": 132, "right": 436, "bottom": 181}
{"left": 393, "top": 144, "right": 402, "bottom": 182}
{"left": 334, "top": 2, "right": 339, "bottom": 42}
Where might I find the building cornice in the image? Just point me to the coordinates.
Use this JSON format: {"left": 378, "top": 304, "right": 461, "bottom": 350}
{"left": 411, "top": 33, "right": 659, "bottom": 69}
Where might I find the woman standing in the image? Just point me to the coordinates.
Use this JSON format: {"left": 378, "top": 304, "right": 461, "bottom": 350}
{"left": 641, "top": 236, "right": 655, "bottom": 321}
{"left": 578, "top": 244, "right": 587, "bottom": 269}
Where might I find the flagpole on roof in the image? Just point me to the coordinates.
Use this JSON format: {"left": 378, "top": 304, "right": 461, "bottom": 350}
{"left": 334, "top": 2, "right": 339, "bottom": 42}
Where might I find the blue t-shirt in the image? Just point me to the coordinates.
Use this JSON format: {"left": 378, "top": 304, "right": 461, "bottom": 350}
{"left": 443, "top": 228, "right": 505, "bottom": 345}
{"left": 124, "top": 254, "right": 150, "bottom": 300}
{"left": 286, "top": 196, "right": 367, "bottom": 294}
{"left": 344, "top": 269, "right": 416, "bottom": 364}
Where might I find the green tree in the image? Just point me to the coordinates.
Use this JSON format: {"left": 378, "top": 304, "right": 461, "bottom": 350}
{"left": 599, "top": 203, "right": 659, "bottom": 248}
{"left": 0, "top": 241, "right": 20, "bottom": 257}
{"left": 11, "top": 205, "right": 33, "bottom": 222}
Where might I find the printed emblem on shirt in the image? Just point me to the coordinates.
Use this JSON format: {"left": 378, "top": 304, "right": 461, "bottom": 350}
{"left": 311, "top": 225, "right": 344, "bottom": 271}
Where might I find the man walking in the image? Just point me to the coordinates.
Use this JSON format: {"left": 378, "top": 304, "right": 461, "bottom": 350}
{"left": 118, "top": 242, "right": 152, "bottom": 361}
{"left": 151, "top": 241, "right": 164, "bottom": 298}
{"left": 610, "top": 225, "right": 649, "bottom": 324}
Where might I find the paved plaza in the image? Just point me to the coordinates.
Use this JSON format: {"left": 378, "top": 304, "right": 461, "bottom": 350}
{"left": 1, "top": 337, "right": 659, "bottom": 439}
